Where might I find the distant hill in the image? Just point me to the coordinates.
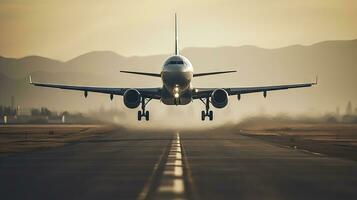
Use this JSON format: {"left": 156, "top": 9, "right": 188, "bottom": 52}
{"left": 1, "top": 39, "right": 357, "bottom": 122}
{"left": 0, "top": 56, "right": 67, "bottom": 78}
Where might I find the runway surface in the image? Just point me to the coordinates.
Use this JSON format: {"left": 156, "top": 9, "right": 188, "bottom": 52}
{"left": 0, "top": 128, "right": 357, "bottom": 200}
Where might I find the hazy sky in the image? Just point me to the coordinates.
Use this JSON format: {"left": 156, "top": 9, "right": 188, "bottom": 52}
{"left": 1, "top": 0, "right": 357, "bottom": 60}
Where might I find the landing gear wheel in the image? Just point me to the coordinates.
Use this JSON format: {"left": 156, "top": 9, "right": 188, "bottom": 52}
{"left": 145, "top": 111, "right": 150, "bottom": 121}
{"left": 137, "top": 97, "right": 153, "bottom": 121}
{"left": 199, "top": 97, "right": 214, "bottom": 121}
{"left": 209, "top": 110, "right": 213, "bottom": 121}
{"left": 137, "top": 111, "right": 142, "bottom": 121}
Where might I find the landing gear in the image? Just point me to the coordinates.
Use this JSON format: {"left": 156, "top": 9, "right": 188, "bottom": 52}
{"left": 200, "top": 97, "right": 213, "bottom": 121}
{"left": 137, "top": 97, "right": 151, "bottom": 121}
{"left": 137, "top": 110, "right": 150, "bottom": 121}
{"left": 145, "top": 111, "right": 149, "bottom": 121}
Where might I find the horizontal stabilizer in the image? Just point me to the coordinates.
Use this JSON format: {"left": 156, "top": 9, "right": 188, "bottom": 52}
{"left": 193, "top": 70, "right": 237, "bottom": 77}
{"left": 120, "top": 70, "right": 161, "bottom": 77}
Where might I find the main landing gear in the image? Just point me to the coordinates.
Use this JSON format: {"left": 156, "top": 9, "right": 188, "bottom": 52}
{"left": 200, "top": 97, "right": 213, "bottom": 121}
{"left": 138, "top": 97, "right": 152, "bottom": 121}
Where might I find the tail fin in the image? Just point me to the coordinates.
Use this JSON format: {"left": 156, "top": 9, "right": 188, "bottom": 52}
{"left": 175, "top": 13, "right": 179, "bottom": 55}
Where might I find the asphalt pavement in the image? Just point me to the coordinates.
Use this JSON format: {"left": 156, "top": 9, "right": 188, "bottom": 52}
{"left": 0, "top": 128, "right": 356, "bottom": 200}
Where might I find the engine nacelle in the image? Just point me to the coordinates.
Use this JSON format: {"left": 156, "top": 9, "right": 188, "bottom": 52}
{"left": 211, "top": 89, "right": 228, "bottom": 109}
{"left": 123, "top": 89, "right": 141, "bottom": 109}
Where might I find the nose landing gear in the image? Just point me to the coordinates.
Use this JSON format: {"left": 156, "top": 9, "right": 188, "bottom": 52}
{"left": 200, "top": 97, "right": 213, "bottom": 121}
{"left": 138, "top": 97, "right": 151, "bottom": 121}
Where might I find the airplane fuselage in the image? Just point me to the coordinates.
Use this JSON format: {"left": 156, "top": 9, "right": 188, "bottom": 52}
{"left": 161, "top": 55, "right": 193, "bottom": 105}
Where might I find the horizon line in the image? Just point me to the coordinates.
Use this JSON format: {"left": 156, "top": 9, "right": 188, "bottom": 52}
{"left": 1, "top": 38, "right": 356, "bottom": 62}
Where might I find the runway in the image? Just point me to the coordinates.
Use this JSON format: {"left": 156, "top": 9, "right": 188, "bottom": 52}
{"left": 0, "top": 128, "right": 357, "bottom": 200}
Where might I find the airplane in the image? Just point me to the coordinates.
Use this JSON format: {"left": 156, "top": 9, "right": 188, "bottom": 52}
{"left": 29, "top": 14, "right": 317, "bottom": 121}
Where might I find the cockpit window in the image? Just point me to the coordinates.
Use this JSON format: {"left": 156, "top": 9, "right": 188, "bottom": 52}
{"left": 168, "top": 60, "right": 185, "bottom": 65}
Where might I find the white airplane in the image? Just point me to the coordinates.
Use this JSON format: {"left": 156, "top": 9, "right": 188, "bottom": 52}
{"left": 30, "top": 14, "right": 317, "bottom": 121}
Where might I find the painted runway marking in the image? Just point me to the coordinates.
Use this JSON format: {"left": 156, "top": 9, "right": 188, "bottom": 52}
{"left": 137, "top": 133, "right": 187, "bottom": 200}
{"left": 156, "top": 133, "right": 187, "bottom": 199}
{"left": 137, "top": 139, "right": 171, "bottom": 200}
{"left": 166, "top": 160, "right": 182, "bottom": 166}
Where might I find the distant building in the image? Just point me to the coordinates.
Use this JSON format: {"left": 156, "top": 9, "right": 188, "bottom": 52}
{"left": 18, "top": 107, "right": 32, "bottom": 116}
{"left": 62, "top": 115, "right": 66, "bottom": 123}
{"left": 11, "top": 96, "right": 15, "bottom": 110}
{"left": 346, "top": 101, "right": 353, "bottom": 115}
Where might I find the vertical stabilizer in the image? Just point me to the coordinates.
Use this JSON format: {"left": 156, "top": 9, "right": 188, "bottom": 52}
{"left": 175, "top": 13, "right": 179, "bottom": 55}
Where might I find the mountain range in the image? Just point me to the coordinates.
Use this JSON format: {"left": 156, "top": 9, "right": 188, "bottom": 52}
{"left": 1, "top": 39, "right": 356, "bottom": 124}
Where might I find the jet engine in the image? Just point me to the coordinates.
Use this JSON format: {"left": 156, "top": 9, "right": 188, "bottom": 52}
{"left": 123, "top": 89, "right": 141, "bottom": 109}
{"left": 211, "top": 89, "right": 228, "bottom": 108}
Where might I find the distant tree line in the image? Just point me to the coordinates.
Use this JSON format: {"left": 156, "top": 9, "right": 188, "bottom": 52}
{"left": 31, "top": 107, "right": 53, "bottom": 117}
{"left": 0, "top": 106, "right": 17, "bottom": 117}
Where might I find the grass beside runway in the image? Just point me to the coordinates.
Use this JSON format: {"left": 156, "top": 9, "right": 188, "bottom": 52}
{"left": 0, "top": 124, "right": 115, "bottom": 156}
{"left": 240, "top": 124, "right": 357, "bottom": 161}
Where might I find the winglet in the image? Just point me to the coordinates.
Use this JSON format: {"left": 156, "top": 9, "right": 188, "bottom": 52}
{"left": 313, "top": 75, "right": 318, "bottom": 85}
{"left": 29, "top": 76, "right": 33, "bottom": 84}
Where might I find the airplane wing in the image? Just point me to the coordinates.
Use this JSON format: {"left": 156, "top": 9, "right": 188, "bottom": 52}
{"left": 193, "top": 70, "right": 237, "bottom": 77}
{"left": 29, "top": 76, "right": 161, "bottom": 99}
{"left": 193, "top": 78, "right": 317, "bottom": 99}
{"left": 120, "top": 70, "right": 161, "bottom": 77}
